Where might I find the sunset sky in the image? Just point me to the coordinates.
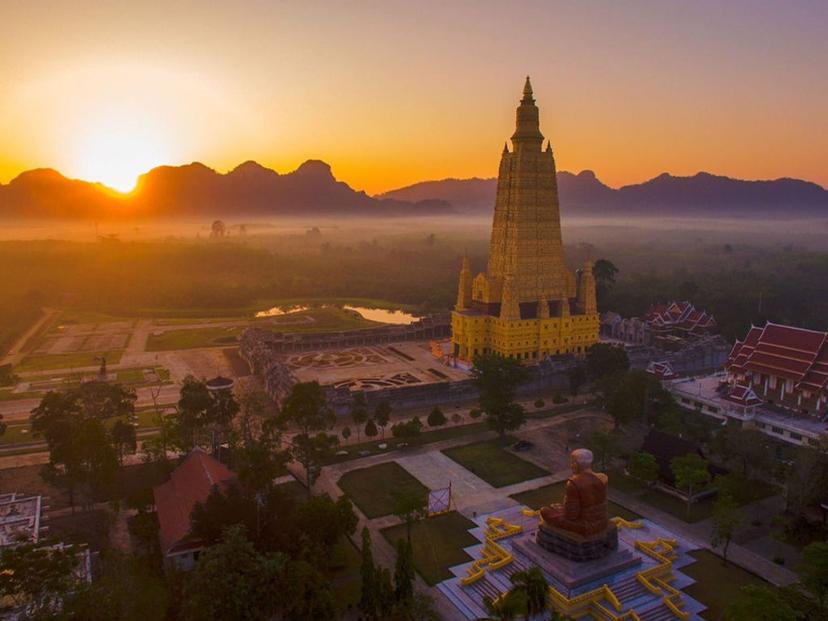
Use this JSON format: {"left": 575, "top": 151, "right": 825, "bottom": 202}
{"left": 1, "top": 0, "right": 827, "bottom": 194}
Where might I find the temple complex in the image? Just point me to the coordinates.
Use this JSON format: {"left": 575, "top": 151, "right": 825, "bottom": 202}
{"left": 452, "top": 78, "right": 599, "bottom": 361}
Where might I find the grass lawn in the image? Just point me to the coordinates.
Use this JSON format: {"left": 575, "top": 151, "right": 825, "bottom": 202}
{"left": 16, "top": 350, "right": 124, "bottom": 373}
{"left": 683, "top": 549, "right": 770, "bottom": 620}
{"left": 338, "top": 462, "right": 428, "bottom": 518}
{"left": 381, "top": 511, "right": 478, "bottom": 586}
{"left": 509, "top": 482, "right": 642, "bottom": 522}
{"left": 608, "top": 469, "right": 778, "bottom": 524}
{"left": 442, "top": 439, "right": 549, "bottom": 488}
{"left": 116, "top": 368, "right": 146, "bottom": 383}
{"left": 326, "top": 422, "right": 489, "bottom": 465}
{"left": 146, "top": 326, "right": 246, "bottom": 351}
{"left": 0, "top": 389, "right": 41, "bottom": 402}
{"left": 0, "top": 423, "right": 37, "bottom": 446}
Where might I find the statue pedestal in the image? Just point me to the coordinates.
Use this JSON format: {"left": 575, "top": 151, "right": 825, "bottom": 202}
{"left": 512, "top": 528, "right": 641, "bottom": 590}
{"left": 536, "top": 522, "right": 618, "bottom": 561}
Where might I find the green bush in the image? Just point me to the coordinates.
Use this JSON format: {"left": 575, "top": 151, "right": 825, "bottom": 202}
{"left": 534, "top": 398, "right": 545, "bottom": 408}
{"left": 552, "top": 393, "right": 568, "bottom": 404}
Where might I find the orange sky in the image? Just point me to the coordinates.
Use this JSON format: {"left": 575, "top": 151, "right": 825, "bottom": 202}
{"left": 1, "top": 1, "right": 827, "bottom": 194}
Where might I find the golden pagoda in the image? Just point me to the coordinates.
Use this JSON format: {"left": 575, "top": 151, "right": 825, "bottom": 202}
{"left": 451, "top": 77, "right": 599, "bottom": 361}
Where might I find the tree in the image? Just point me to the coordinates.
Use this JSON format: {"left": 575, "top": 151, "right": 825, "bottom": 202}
{"left": 0, "top": 539, "right": 80, "bottom": 617}
{"left": 713, "top": 426, "right": 774, "bottom": 480}
{"left": 235, "top": 435, "right": 290, "bottom": 495}
{"left": 392, "top": 488, "right": 428, "bottom": 544}
{"left": 292, "top": 432, "right": 338, "bottom": 494}
{"left": 176, "top": 376, "right": 215, "bottom": 449}
{"left": 279, "top": 382, "right": 337, "bottom": 496}
{"left": 471, "top": 353, "right": 530, "bottom": 437}
{"left": 342, "top": 426, "right": 351, "bottom": 443}
{"left": 280, "top": 558, "right": 337, "bottom": 621}
{"left": 210, "top": 219, "right": 226, "bottom": 238}
{"left": 374, "top": 400, "right": 392, "bottom": 438}
{"left": 784, "top": 444, "right": 828, "bottom": 517}
{"left": 510, "top": 566, "right": 548, "bottom": 619}
{"left": 350, "top": 391, "right": 369, "bottom": 443}
{"left": 394, "top": 537, "right": 416, "bottom": 604}
{"left": 391, "top": 417, "right": 423, "bottom": 441}
{"left": 359, "top": 527, "right": 379, "bottom": 620}
{"left": 31, "top": 384, "right": 131, "bottom": 510}
{"left": 296, "top": 495, "right": 357, "bottom": 552}
{"left": 111, "top": 419, "right": 137, "bottom": 465}
{"left": 365, "top": 418, "right": 379, "bottom": 438}
{"left": 710, "top": 491, "right": 741, "bottom": 566}
{"left": 670, "top": 453, "right": 711, "bottom": 519}
{"left": 480, "top": 592, "right": 522, "bottom": 621}
{"left": 725, "top": 585, "right": 800, "bottom": 621}
{"left": 182, "top": 525, "right": 285, "bottom": 621}
{"left": 593, "top": 258, "right": 619, "bottom": 309}
{"left": 590, "top": 431, "right": 615, "bottom": 471}
{"left": 627, "top": 451, "right": 658, "bottom": 488}
{"left": 427, "top": 407, "right": 447, "bottom": 428}
{"left": 585, "top": 343, "right": 629, "bottom": 380}
{"left": 800, "top": 541, "right": 828, "bottom": 613}
{"left": 63, "top": 551, "right": 169, "bottom": 621}
{"left": 605, "top": 370, "right": 673, "bottom": 429}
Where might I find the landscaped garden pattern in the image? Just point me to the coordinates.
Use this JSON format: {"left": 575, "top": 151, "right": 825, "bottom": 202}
{"left": 442, "top": 439, "right": 549, "bottom": 488}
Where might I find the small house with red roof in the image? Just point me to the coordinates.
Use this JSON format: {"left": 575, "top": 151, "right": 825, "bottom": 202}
{"left": 726, "top": 322, "right": 828, "bottom": 418}
{"left": 152, "top": 448, "right": 237, "bottom": 571}
{"left": 646, "top": 360, "right": 679, "bottom": 381}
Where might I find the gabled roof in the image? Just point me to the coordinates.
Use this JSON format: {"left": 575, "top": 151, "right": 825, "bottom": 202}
{"left": 153, "top": 448, "right": 237, "bottom": 556}
{"left": 643, "top": 301, "right": 717, "bottom": 334}
{"left": 646, "top": 360, "right": 678, "bottom": 380}
{"left": 726, "top": 322, "right": 828, "bottom": 391}
{"left": 723, "top": 384, "right": 763, "bottom": 407}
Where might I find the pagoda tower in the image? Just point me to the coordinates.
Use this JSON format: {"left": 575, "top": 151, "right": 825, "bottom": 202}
{"left": 451, "top": 77, "right": 599, "bottom": 361}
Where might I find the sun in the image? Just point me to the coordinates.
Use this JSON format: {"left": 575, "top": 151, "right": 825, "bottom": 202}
{"left": 73, "top": 116, "right": 171, "bottom": 193}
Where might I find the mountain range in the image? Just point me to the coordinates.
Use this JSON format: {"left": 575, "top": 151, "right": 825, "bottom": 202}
{"left": 0, "top": 160, "right": 448, "bottom": 219}
{"left": 1, "top": 160, "right": 827, "bottom": 219}
{"left": 380, "top": 170, "right": 828, "bottom": 216}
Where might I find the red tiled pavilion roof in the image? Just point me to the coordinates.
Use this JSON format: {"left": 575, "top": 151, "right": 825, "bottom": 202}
{"left": 153, "top": 448, "right": 237, "bottom": 556}
{"left": 723, "top": 384, "right": 763, "bottom": 407}
{"left": 726, "top": 322, "right": 828, "bottom": 391}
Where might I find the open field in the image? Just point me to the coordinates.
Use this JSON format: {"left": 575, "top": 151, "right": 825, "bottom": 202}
{"left": 380, "top": 511, "right": 477, "bottom": 586}
{"left": 442, "top": 438, "right": 549, "bottom": 488}
{"left": 15, "top": 350, "right": 124, "bottom": 373}
{"left": 509, "top": 482, "right": 643, "bottom": 522}
{"left": 337, "top": 462, "right": 428, "bottom": 518}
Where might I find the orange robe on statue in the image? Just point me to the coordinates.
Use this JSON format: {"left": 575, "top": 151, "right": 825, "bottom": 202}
{"left": 540, "top": 471, "right": 608, "bottom": 537}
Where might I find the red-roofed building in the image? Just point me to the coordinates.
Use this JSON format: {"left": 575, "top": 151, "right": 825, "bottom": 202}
{"left": 602, "top": 301, "right": 718, "bottom": 349}
{"left": 153, "top": 448, "right": 237, "bottom": 570}
{"left": 646, "top": 360, "right": 679, "bottom": 381}
{"left": 726, "top": 322, "right": 828, "bottom": 418}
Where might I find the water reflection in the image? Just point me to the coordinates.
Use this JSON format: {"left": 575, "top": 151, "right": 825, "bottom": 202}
{"left": 255, "top": 304, "right": 418, "bottom": 324}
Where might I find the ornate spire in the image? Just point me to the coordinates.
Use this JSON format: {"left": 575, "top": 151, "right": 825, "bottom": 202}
{"left": 503, "top": 142, "right": 509, "bottom": 154}
{"left": 522, "top": 76, "right": 534, "bottom": 104}
{"left": 511, "top": 76, "right": 544, "bottom": 150}
{"left": 456, "top": 253, "right": 473, "bottom": 310}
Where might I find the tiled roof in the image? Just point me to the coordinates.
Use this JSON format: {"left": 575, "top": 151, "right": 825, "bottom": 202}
{"left": 723, "top": 384, "right": 763, "bottom": 407}
{"left": 643, "top": 301, "right": 717, "bottom": 333}
{"left": 646, "top": 360, "right": 678, "bottom": 380}
{"left": 153, "top": 448, "right": 237, "bottom": 556}
{"left": 726, "top": 322, "right": 828, "bottom": 391}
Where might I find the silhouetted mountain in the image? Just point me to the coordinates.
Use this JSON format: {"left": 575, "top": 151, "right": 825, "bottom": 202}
{"left": 0, "top": 160, "right": 449, "bottom": 219}
{"left": 380, "top": 170, "right": 828, "bottom": 216}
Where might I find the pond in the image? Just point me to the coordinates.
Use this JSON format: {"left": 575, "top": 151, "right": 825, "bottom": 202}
{"left": 255, "top": 304, "right": 419, "bottom": 325}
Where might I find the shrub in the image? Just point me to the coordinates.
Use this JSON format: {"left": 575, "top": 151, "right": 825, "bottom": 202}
{"left": 469, "top": 408, "right": 483, "bottom": 419}
{"left": 552, "top": 393, "right": 568, "bottom": 404}
{"left": 534, "top": 398, "right": 545, "bottom": 409}
{"left": 427, "top": 407, "right": 447, "bottom": 427}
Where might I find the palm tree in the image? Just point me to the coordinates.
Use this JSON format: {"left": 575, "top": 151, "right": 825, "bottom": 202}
{"left": 477, "top": 593, "right": 522, "bottom": 621}
{"left": 510, "top": 566, "right": 549, "bottom": 619}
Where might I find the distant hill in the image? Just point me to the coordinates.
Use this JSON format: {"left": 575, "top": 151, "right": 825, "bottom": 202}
{"left": 3, "top": 161, "right": 827, "bottom": 219}
{"left": 0, "top": 160, "right": 449, "bottom": 219}
{"left": 380, "top": 170, "right": 828, "bottom": 217}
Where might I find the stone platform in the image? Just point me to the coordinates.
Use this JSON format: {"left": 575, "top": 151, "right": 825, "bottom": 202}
{"left": 437, "top": 504, "right": 709, "bottom": 621}
{"left": 513, "top": 530, "right": 641, "bottom": 589}
{"left": 536, "top": 521, "right": 619, "bottom": 561}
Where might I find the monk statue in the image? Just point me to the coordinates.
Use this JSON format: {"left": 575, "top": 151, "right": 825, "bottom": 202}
{"left": 541, "top": 448, "right": 608, "bottom": 535}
